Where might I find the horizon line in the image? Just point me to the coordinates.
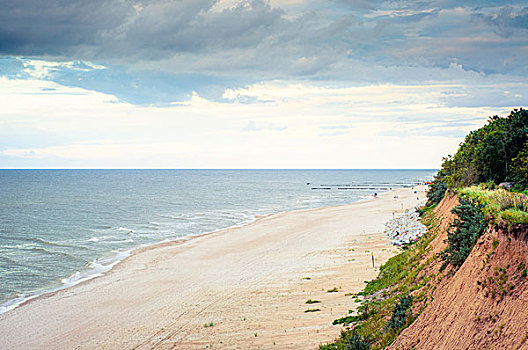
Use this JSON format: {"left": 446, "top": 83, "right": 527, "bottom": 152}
{"left": 0, "top": 168, "right": 439, "bottom": 171}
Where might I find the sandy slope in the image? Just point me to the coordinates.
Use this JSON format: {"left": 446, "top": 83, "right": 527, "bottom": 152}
{"left": 0, "top": 186, "right": 426, "bottom": 349}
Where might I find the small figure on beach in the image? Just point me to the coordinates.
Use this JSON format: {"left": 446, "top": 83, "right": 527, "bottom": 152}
{"left": 371, "top": 251, "right": 375, "bottom": 268}
{"left": 374, "top": 192, "right": 377, "bottom": 197}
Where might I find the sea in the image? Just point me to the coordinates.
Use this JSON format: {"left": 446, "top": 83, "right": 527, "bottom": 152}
{"left": 0, "top": 169, "right": 436, "bottom": 313}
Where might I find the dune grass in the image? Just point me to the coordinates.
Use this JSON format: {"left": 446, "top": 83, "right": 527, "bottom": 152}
{"left": 458, "top": 186, "right": 528, "bottom": 224}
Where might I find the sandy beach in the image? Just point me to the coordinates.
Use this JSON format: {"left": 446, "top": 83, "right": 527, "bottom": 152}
{"left": 0, "top": 186, "right": 426, "bottom": 349}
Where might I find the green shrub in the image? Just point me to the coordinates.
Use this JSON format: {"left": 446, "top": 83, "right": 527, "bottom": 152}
{"left": 305, "top": 308, "right": 321, "bottom": 313}
{"left": 459, "top": 186, "right": 528, "bottom": 224}
{"left": 426, "top": 179, "right": 447, "bottom": 207}
{"left": 343, "top": 329, "right": 372, "bottom": 350}
{"left": 306, "top": 299, "right": 320, "bottom": 304}
{"left": 492, "top": 238, "right": 499, "bottom": 250}
{"left": 332, "top": 302, "right": 376, "bottom": 325}
{"left": 320, "top": 329, "right": 372, "bottom": 350}
{"left": 441, "top": 198, "right": 486, "bottom": 268}
{"left": 385, "top": 294, "right": 413, "bottom": 332}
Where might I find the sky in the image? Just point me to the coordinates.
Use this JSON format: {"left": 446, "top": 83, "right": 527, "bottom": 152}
{"left": 1, "top": 0, "right": 528, "bottom": 169}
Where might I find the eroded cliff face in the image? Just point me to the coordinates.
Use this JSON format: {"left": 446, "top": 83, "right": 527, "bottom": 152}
{"left": 389, "top": 195, "right": 528, "bottom": 350}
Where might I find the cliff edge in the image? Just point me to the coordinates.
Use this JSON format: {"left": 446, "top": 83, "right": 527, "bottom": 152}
{"left": 389, "top": 195, "right": 528, "bottom": 350}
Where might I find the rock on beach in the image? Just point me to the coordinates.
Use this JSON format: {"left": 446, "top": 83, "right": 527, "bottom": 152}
{"left": 384, "top": 211, "right": 427, "bottom": 245}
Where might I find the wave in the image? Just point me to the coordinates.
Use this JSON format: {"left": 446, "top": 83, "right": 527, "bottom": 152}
{"left": 0, "top": 249, "right": 133, "bottom": 315}
{"left": 2, "top": 236, "right": 80, "bottom": 249}
{"left": 0, "top": 208, "right": 267, "bottom": 315}
{"left": 94, "top": 225, "right": 112, "bottom": 229}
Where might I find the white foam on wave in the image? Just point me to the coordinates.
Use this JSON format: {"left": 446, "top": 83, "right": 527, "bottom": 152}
{"left": 87, "top": 237, "right": 99, "bottom": 242}
{"left": 118, "top": 227, "right": 135, "bottom": 235}
{"left": 0, "top": 249, "right": 133, "bottom": 315}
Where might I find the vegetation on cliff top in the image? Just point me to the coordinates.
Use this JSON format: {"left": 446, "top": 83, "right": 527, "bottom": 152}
{"left": 426, "top": 108, "right": 528, "bottom": 206}
{"left": 429, "top": 109, "right": 528, "bottom": 270}
{"left": 459, "top": 186, "right": 528, "bottom": 225}
{"left": 426, "top": 108, "right": 528, "bottom": 224}
{"left": 440, "top": 108, "right": 528, "bottom": 190}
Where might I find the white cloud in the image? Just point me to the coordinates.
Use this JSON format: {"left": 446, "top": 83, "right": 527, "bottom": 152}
{"left": 22, "top": 60, "right": 106, "bottom": 79}
{"left": 242, "top": 121, "right": 288, "bottom": 132}
{"left": 1, "top": 76, "right": 520, "bottom": 169}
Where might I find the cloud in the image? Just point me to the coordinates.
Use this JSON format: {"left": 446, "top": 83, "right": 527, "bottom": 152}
{"left": 0, "top": 0, "right": 285, "bottom": 60}
{"left": 474, "top": 6, "right": 528, "bottom": 37}
{"left": 2, "top": 1, "right": 528, "bottom": 170}
{"left": 318, "top": 131, "right": 350, "bottom": 137}
{"left": 242, "top": 121, "right": 288, "bottom": 131}
{"left": 2, "top": 0, "right": 526, "bottom": 82}
{"left": 320, "top": 125, "right": 354, "bottom": 130}
{"left": 21, "top": 59, "right": 106, "bottom": 79}
{"left": 379, "top": 127, "right": 468, "bottom": 138}
{"left": 0, "top": 0, "right": 527, "bottom": 116}
{"left": 1, "top": 75, "right": 522, "bottom": 168}
{"left": 0, "top": 0, "right": 136, "bottom": 55}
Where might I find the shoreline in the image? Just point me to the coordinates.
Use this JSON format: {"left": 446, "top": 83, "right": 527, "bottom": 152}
{"left": 0, "top": 191, "right": 385, "bottom": 316}
{"left": 0, "top": 186, "right": 427, "bottom": 349}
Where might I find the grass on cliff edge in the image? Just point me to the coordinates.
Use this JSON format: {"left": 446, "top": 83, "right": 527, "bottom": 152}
{"left": 458, "top": 186, "right": 528, "bottom": 225}
{"left": 320, "top": 210, "right": 441, "bottom": 350}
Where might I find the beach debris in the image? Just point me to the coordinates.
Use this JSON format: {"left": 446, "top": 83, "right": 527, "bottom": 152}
{"left": 384, "top": 210, "right": 427, "bottom": 246}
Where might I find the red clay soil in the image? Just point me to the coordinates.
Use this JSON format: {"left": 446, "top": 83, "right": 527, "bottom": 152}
{"left": 389, "top": 196, "right": 528, "bottom": 350}
{"left": 424, "top": 193, "right": 458, "bottom": 256}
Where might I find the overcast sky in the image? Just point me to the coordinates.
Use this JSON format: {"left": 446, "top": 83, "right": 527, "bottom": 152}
{"left": 1, "top": 0, "right": 528, "bottom": 168}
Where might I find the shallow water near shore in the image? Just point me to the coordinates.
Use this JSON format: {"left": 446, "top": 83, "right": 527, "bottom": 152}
{"left": 0, "top": 169, "right": 434, "bottom": 312}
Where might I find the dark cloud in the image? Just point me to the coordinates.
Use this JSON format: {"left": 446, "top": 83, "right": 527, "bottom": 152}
{"left": 0, "top": 0, "right": 287, "bottom": 58}
{"left": 473, "top": 6, "right": 528, "bottom": 37}
{"left": 0, "top": 0, "right": 136, "bottom": 55}
{"left": 2, "top": 0, "right": 528, "bottom": 93}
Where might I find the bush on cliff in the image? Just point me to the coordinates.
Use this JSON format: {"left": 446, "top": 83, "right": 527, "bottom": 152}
{"left": 441, "top": 198, "right": 486, "bottom": 268}
{"left": 426, "top": 176, "right": 447, "bottom": 207}
{"left": 385, "top": 294, "right": 413, "bottom": 333}
{"left": 320, "top": 329, "right": 371, "bottom": 350}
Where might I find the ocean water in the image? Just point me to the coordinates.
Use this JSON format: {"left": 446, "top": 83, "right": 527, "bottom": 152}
{"left": 0, "top": 169, "right": 435, "bottom": 312}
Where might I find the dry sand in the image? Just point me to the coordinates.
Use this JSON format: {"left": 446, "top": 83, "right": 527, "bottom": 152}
{"left": 0, "top": 186, "right": 426, "bottom": 349}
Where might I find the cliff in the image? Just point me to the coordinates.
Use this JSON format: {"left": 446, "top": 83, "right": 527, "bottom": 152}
{"left": 389, "top": 195, "right": 528, "bottom": 350}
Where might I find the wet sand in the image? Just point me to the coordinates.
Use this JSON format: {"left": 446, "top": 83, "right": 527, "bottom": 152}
{"left": 0, "top": 186, "right": 426, "bottom": 349}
